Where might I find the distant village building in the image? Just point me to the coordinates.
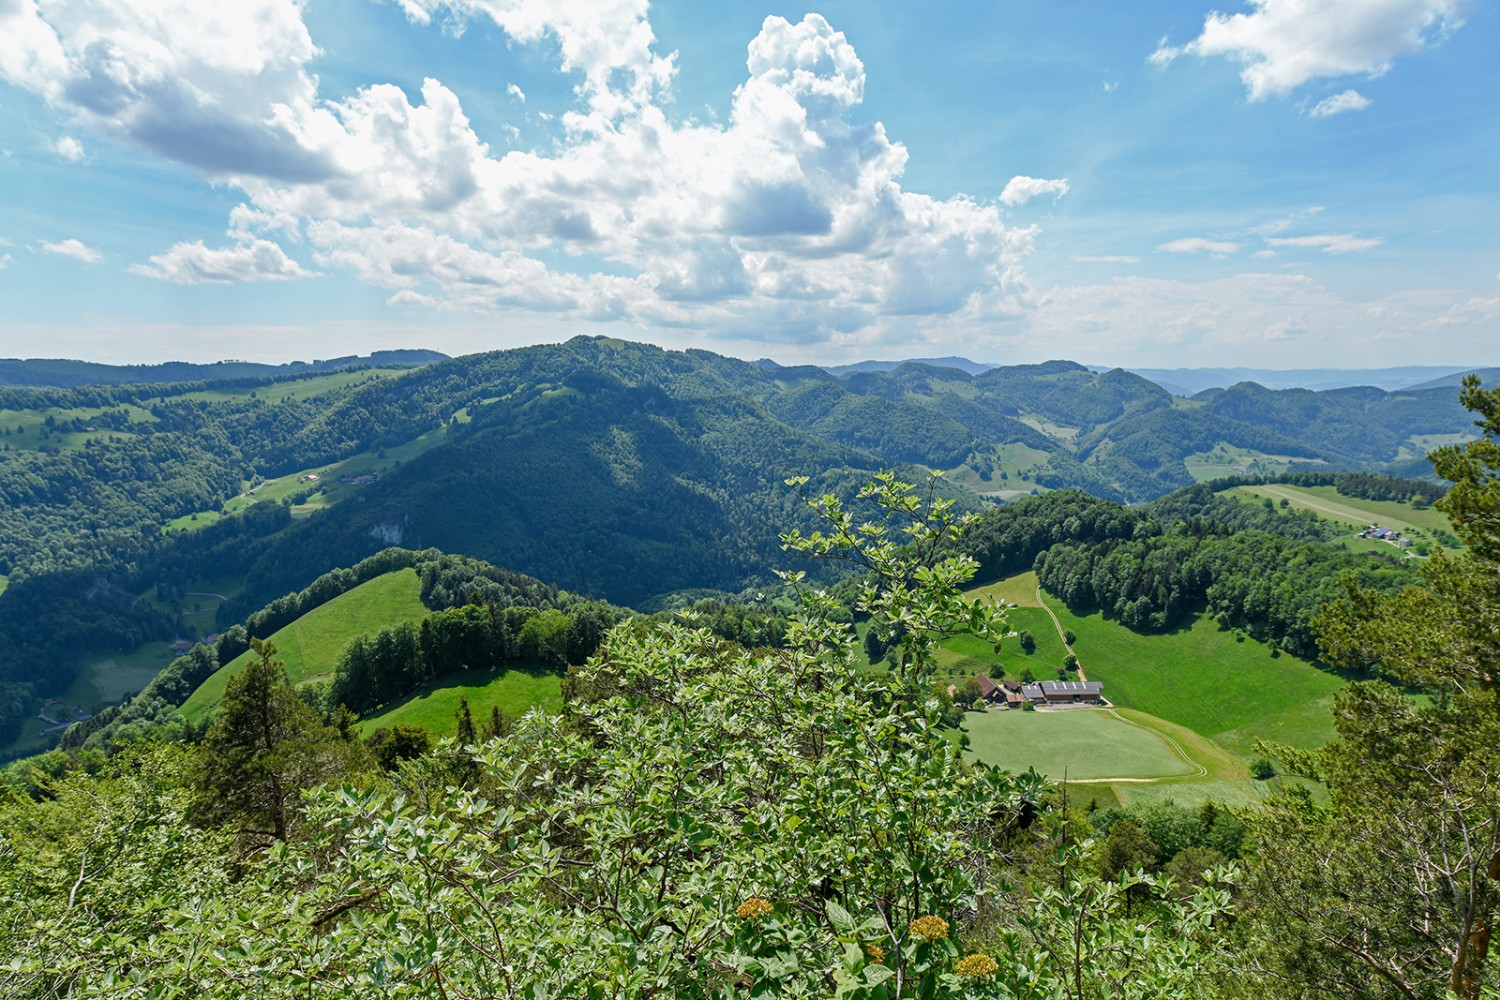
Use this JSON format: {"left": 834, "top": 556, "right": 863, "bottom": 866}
{"left": 169, "top": 639, "right": 194, "bottom": 654}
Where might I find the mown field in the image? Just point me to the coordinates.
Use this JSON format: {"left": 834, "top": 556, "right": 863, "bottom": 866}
{"left": 1183, "top": 443, "right": 1325, "bottom": 482}
{"left": 935, "top": 573, "right": 1071, "bottom": 683}
{"left": 0, "top": 402, "right": 156, "bottom": 453}
{"left": 962, "top": 708, "right": 1193, "bottom": 781}
{"left": 171, "top": 368, "right": 408, "bottom": 405}
{"left": 1042, "top": 595, "right": 1342, "bottom": 755}
{"left": 1228, "top": 483, "right": 1455, "bottom": 559}
{"left": 359, "top": 667, "right": 563, "bottom": 737}
{"left": 167, "top": 417, "right": 456, "bottom": 532}
{"left": 952, "top": 571, "right": 1340, "bottom": 806}
{"left": 180, "top": 569, "right": 428, "bottom": 720}
{"left": 943, "top": 441, "right": 1051, "bottom": 500}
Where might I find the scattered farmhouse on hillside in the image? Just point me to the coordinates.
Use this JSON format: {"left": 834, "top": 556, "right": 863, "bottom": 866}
{"left": 973, "top": 674, "right": 1104, "bottom": 708}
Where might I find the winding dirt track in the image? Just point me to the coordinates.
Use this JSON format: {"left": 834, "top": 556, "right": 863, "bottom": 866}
{"left": 1036, "top": 586, "right": 1085, "bottom": 681}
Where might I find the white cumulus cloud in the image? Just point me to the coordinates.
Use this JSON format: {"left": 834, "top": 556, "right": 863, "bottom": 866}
{"left": 1152, "top": 0, "right": 1462, "bottom": 100}
{"left": 40, "top": 238, "right": 101, "bottom": 263}
{"left": 130, "top": 239, "right": 314, "bottom": 284}
{"left": 1307, "top": 89, "right": 1372, "bottom": 117}
{"left": 0, "top": 0, "right": 333, "bottom": 181}
{"left": 1000, "top": 176, "right": 1070, "bottom": 207}
{"left": 1427, "top": 296, "right": 1500, "bottom": 328}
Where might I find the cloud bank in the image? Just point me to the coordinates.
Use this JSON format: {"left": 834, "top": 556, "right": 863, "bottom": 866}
{"left": 0, "top": 1, "right": 1037, "bottom": 346}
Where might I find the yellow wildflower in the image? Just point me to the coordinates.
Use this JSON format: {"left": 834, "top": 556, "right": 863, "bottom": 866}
{"left": 908, "top": 915, "right": 949, "bottom": 941}
{"left": 735, "top": 897, "right": 774, "bottom": 921}
{"left": 955, "top": 953, "right": 999, "bottom": 980}
{"left": 864, "top": 943, "right": 885, "bottom": 964}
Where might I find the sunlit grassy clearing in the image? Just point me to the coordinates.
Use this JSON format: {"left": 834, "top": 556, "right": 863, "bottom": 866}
{"left": 181, "top": 569, "right": 428, "bottom": 720}
{"left": 171, "top": 368, "right": 409, "bottom": 405}
{"left": 1041, "top": 597, "right": 1342, "bottom": 751}
{"left": 963, "top": 708, "right": 1194, "bottom": 780}
{"left": 1229, "top": 483, "right": 1453, "bottom": 536}
{"left": 359, "top": 667, "right": 563, "bottom": 737}
{"left": 85, "top": 642, "right": 178, "bottom": 702}
{"left": 1183, "top": 443, "right": 1321, "bottom": 482}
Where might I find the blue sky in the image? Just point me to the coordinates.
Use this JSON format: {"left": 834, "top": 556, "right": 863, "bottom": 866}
{"left": 0, "top": 0, "right": 1496, "bottom": 368}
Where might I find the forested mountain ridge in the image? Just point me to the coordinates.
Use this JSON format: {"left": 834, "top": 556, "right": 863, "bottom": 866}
{"left": 0, "top": 350, "right": 446, "bottom": 389}
{"left": 0, "top": 336, "right": 1482, "bottom": 748}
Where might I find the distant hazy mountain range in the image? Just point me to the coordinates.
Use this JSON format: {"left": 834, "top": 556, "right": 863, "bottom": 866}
{"left": 0, "top": 350, "right": 448, "bottom": 388}
{"left": 820, "top": 359, "right": 1499, "bottom": 395}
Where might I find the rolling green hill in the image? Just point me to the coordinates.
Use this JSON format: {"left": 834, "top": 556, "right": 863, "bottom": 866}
{"left": 359, "top": 667, "right": 563, "bottom": 737}
{"left": 180, "top": 569, "right": 428, "bottom": 721}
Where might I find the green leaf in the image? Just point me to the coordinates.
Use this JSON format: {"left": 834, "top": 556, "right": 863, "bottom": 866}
{"left": 826, "top": 899, "right": 855, "bottom": 935}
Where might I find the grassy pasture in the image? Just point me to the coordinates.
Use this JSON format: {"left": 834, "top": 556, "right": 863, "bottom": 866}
{"left": 1184, "top": 443, "right": 1325, "bottom": 482}
{"left": 963, "top": 708, "right": 1194, "bottom": 780}
{"left": 359, "top": 667, "right": 563, "bottom": 737}
{"left": 0, "top": 403, "right": 155, "bottom": 452}
{"left": 1397, "top": 431, "right": 1473, "bottom": 461}
{"left": 168, "top": 420, "right": 456, "bottom": 531}
{"left": 181, "top": 569, "right": 428, "bottom": 720}
{"left": 944, "top": 442, "right": 1051, "bottom": 499}
{"left": 949, "top": 571, "right": 1345, "bottom": 806}
{"left": 1230, "top": 483, "right": 1453, "bottom": 535}
{"left": 1040, "top": 597, "right": 1342, "bottom": 752}
{"left": 932, "top": 608, "right": 1068, "bottom": 684}
{"left": 936, "top": 573, "right": 1070, "bottom": 684}
{"left": 85, "top": 642, "right": 178, "bottom": 702}
{"left": 171, "top": 368, "right": 409, "bottom": 405}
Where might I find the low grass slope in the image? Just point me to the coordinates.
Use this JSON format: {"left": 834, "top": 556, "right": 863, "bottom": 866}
{"left": 962, "top": 709, "right": 1194, "bottom": 780}
{"left": 1039, "top": 591, "right": 1343, "bottom": 756}
{"left": 180, "top": 569, "right": 427, "bottom": 720}
{"left": 359, "top": 666, "right": 563, "bottom": 737}
{"left": 1229, "top": 483, "right": 1454, "bottom": 538}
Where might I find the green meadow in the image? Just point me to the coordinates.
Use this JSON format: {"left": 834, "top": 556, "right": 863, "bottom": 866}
{"left": 1183, "top": 443, "right": 1325, "bottom": 482}
{"left": 953, "top": 571, "right": 1343, "bottom": 806}
{"left": 171, "top": 368, "right": 409, "bottom": 405}
{"left": 181, "top": 569, "right": 428, "bottom": 720}
{"left": 0, "top": 402, "right": 156, "bottom": 453}
{"left": 1042, "top": 597, "right": 1342, "bottom": 754}
{"left": 168, "top": 419, "right": 456, "bottom": 531}
{"left": 1230, "top": 479, "right": 1452, "bottom": 542}
{"left": 359, "top": 667, "right": 563, "bottom": 737}
{"left": 962, "top": 708, "right": 1193, "bottom": 781}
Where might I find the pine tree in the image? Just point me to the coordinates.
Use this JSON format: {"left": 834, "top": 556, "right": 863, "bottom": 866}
{"left": 195, "top": 639, "right": 371, "bottom": 846}
{"left": 454, "top": 696, "right": 477, "bottom": 746}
